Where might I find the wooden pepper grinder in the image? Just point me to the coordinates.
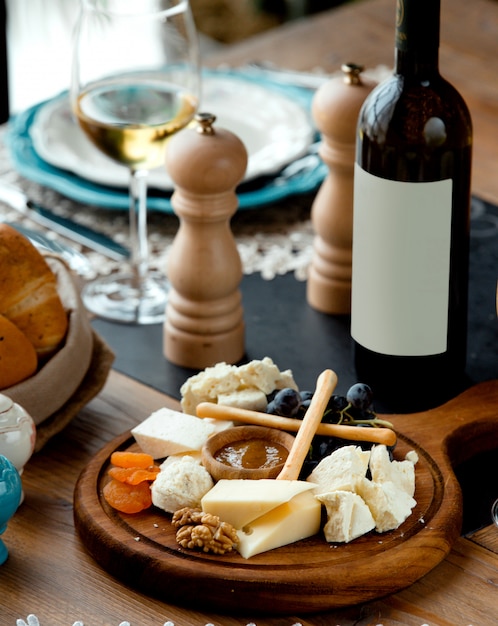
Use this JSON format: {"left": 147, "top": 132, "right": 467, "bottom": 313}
{"left": 307, "top": 63, "right": 376, "bottom": 314}
{"left": 163, "top": 113, "right": 247, "bottom": 369}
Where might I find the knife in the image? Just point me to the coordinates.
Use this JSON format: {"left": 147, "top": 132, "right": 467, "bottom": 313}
{"left": 0, "top": 183, "right": 130, "bottom": 261}
{"left": 7, "top": 222, "right": 93, "bottom": 276}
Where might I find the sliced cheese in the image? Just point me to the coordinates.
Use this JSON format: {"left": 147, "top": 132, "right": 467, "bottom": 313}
{"left": 203, "top": 418, "right": 235, "bottom": 434}
{"left": 316, "top": 490, "right": 375, "bottom": 543}
{"left": 201, "top": 479, "right": 316, "bottom": 529}
{"left": 131, "top": 408, "right": 218, "bottom": 459}
{"left": 356, "top": 476, "right": 416, "bottom": 533}
{"left": 236, "top": 491, "right": 321, "bottom": 559}
{"left": 306, "top": 445, "right": 370, "bottom": 493}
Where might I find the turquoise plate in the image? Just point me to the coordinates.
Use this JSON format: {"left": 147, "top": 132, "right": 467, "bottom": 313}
{"left": 5, "top": 70, "right": 326, "bottom": 213}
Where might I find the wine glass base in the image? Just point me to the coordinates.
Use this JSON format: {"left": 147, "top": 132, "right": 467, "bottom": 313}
{"left": 82, "top": 271, "right": 169, "bottom": 324}
{"left": 492, "top": 499, "right": 498, "bottom": 527}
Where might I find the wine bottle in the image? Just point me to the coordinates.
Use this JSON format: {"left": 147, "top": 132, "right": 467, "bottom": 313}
{"left": 351, "top": 0, "right": 472, "bottom": 412}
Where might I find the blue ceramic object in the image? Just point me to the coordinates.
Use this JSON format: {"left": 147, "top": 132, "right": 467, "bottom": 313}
{"left": 0, "top": 454, "right": 22, "bottom": 565}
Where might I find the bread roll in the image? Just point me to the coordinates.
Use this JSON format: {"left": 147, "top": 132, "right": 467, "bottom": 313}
{"left": 0, "top": 224, "right": 68, "bottom": 358}
{"left": 0, "top": 313, "right": 38, "bottom": 388}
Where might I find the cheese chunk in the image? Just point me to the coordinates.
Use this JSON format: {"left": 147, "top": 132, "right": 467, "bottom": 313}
{"left": 369, "top": 444, "right": 416, "bottom": 497}
{"left": 159, "top": 451, "right": 203, "bottom": 468}
{"left": 306, "top": 445, "right": 370, "bottom": 493}
{"left": 237, "top": 357, "right": 298, "bottom": 394}
{"left": 236, "top": 491, "right": 321, "bottom": 559}
{"left": 316, "top": 491, "right": 375, "bottom": 543}
{"left": 217, "top": 387, "right": 268, "bottom": 412}
{"left": 151, "top": 456, "right": 213, "bottom": 513}
{"left": 131, "top": 408, "right": 219, "bottom": 459}
{"left": 201, "top": 479, "right": 316, "bottom": 529}
{"left": 356, "top": 477, "right": 416, "bottom": 533}
{"left": 180, "top": 362, "right": 240, "bottom": 414}
{"left": 180, "top": 357, "right": 298, "bottom": 414}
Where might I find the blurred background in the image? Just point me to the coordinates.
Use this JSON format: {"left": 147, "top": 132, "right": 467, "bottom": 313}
{"left": 189, "top": 0, "right": 348, "bottom": 43}
{"left": 3, "top": 0, "right": 349, "bottom": 116}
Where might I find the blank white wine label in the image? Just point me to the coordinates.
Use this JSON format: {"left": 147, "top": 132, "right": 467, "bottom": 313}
{"left": 352, "top": 164, "right": 452, "bottom": 356}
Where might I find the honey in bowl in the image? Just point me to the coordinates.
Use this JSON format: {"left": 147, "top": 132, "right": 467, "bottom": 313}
{"left": 214, "top": 438, "right": 289, "bottom": 470}
{"left": 202, "top": 425, "right": 295, "bottom": 481}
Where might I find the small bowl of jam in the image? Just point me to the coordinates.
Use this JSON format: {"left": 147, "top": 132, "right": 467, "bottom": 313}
{"left": 202, "top": 425, "right": 295, "bottom": 481}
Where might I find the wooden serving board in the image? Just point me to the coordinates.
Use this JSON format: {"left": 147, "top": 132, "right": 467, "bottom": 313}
{"left": 73, "top": 380, "right": 498, "bottom": 615}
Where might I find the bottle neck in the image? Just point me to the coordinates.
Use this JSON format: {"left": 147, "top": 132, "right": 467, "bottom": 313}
{"left": 394, "top": 0, "right": 441, "bottom": 77}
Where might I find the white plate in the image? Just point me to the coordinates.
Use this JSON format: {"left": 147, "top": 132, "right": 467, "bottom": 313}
{"left": 29, "top": 73, "right": 315, "bottom": 191}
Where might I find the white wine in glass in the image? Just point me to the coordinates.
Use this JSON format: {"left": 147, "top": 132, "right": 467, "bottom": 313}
{"left": 71, "top": 0, "right": 200, "bottom": 323}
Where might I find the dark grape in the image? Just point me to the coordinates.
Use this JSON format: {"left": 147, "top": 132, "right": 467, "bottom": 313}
{"left": 346, "top": 383, "right": 373, "bottom": 411}
{"left": 267, "top": 387, "right": 301, "bottom": 417}
{"left": 321, "top": 394, "right": 348, "bottom": 424}
{"left": 266, "top": 389, "right": 278, "bottom": 403}
{"left": 346, "top": 407, "right": 376, "bottom": 422}
{"left": 294, "top": 390, "right": 312, "bottom": 417}
{"left": 327, "top": 394, "right": 349, "bottom": 412}
{"left": 299, "top": 390, "right": 314, "bottom": 403}
{"left": 266, "top": 400, "right": 277, "bottom": 414}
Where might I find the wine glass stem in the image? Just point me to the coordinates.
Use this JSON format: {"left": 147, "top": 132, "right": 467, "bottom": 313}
{"left": 129, "top": 168, "right": 149, "bottom": 291}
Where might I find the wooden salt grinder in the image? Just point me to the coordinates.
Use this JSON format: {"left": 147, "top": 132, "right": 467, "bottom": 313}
{"left": 306, "top": 63, "right": 376, "bottom": 314}
{"left": 163, "top": 113, "right": 247, "bottom": 369}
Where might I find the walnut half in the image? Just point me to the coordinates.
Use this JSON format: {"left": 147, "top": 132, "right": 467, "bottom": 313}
{"left": 172, "top": 507, "right": 239, "bottom": 555}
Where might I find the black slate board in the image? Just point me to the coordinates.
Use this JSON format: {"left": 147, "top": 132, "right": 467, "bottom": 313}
{"left": 92, "top": 197, "right": 498, "bottom": 413}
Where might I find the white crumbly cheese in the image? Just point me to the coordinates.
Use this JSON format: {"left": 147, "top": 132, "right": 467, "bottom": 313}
{"left": 159, "top": 451, "right": 203, "bottom": 468}
{"left": 131, "top": 407, "right": 219, "bottom": 459}
{"left": 180, "top": 362, "right": 241, "bottom": 414}
{"left": 151, "top": 456, "right": 214, "bottom": 513}
{"left": 369, "top": 444, "right": 416, "bottom": 497}
{"left": 306, "top": 445, "right": 371, "bottom": 493}
{"left": 405, "top": 450, "right": 419, "bottom": 465}
{"left": 316, "top": 490, "right": 375, "bottom": 543}
{"left": 180, "top": 357, "right": 298, "bottom": 415}
{"left": 308, "top": 444, "right": 418, "bottom": 541}
{"left": 356, "top": 476, "right": 417, "bottom": 533}
{"left": 217, "top": 388, "right": 268, "bottom": 412}
{"left": 236, "top": 357, "right": 298, "bottom": 394}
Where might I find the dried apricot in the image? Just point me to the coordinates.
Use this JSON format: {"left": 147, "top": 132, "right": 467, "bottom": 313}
{"left": 103, "top": 478, "right": 152, "bottom": 514}
{"left": 110, "top": 451, "right": 155, "bottom": 469}
{"left": 108, "top": 465, "right": 160, "bottom": 485}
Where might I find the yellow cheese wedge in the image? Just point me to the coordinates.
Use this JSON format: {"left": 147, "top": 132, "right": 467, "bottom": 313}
{"left": 236, "top": 491, "right": 321, "bottom": 559}
{"left": 201, "top": 479, "right": 316, "bottom": 529}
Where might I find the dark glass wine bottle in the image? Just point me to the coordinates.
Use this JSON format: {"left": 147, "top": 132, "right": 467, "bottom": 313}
{"left": 351, "top": 0, "right": 472, "bottom": 412}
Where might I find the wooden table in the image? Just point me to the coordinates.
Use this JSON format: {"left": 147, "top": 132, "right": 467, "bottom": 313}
{"left": 2, "top": 0, "right": 498, "bottom": 623}
{"left": 2, "top": 371, "right": 497, "bottom": 625}
{"left": 207, "top": 0, "right": 498, "bottom": 208}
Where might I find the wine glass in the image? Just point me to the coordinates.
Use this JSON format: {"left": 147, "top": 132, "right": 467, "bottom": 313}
{"left": 71, "top": 0, "right": 200, "bottom": 323}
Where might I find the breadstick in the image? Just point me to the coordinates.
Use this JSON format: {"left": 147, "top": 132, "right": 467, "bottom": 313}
{"left": 196, "top": 399, "right": 397, "bottom": 448}
{"left": 276, "top": 369, "right": 337, "bottom": 481}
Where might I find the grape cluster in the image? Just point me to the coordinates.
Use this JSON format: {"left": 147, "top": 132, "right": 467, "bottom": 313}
{"left": 266, "top": 383, "right": 394, "bottom": 478}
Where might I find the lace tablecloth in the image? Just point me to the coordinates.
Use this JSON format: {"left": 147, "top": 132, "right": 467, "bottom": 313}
{"left": 0, "top": 123, "right": 316, "bottom": 283}
{"left": 14, "top": 614, "right": 443, "bottom": 626}
{"left": 2, "top": 117, "right": 497, "bottom": 284}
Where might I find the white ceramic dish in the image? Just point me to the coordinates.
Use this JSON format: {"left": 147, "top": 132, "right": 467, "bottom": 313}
{"left": 29, "top": 73, "right": 315, "bottom": 191}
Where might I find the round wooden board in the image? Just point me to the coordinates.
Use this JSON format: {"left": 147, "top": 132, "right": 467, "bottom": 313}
{"left": 74, "top": 380, "right": 498, "bottom": 614}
